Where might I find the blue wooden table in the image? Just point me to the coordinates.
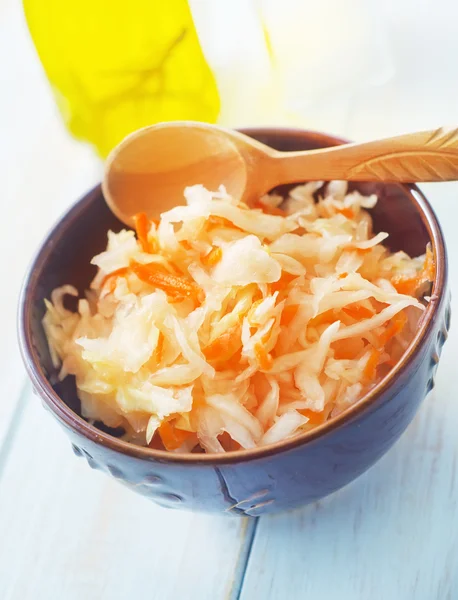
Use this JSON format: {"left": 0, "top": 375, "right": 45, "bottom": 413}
{"left": 2, "top": 2, "right": 458, "bottom": 596}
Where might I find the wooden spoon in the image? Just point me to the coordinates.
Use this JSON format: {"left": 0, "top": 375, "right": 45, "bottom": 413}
{"left": 103, "top": 122, "right": 458, "bottom": 226}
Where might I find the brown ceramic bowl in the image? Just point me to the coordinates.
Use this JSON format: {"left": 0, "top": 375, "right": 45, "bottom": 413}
{"left": 18, "top": 128, "right": 450, "bottom": 515}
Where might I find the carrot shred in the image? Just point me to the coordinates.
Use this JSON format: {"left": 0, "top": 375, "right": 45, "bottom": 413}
{"left": 377, "top": 311, "right": 407, "bottom": 347}
{"left": 280, "top": 304, "right": 299, "bottom": 326}
{"left": 180, "top": 240, "right": 192, "bottom": 251}
{"left": 308, "top": 310, "right": 336, "bottom": 328}
{"left": 100, "top": 267, "right": 129, "bottom": 291}
{"left": 145, "top": 331, "right": 165, "bottom": 370}
{"left": 363, "top": 348, "right": 381, "bottom": 381}
{"left": 131, "top": 261, "right": 200, "bottom": 301}
{"left": 134, "top": 212, "right": 155, "bottom": 253}
{"left": 203, "top": 324, "right": 242, "bottom": 363}
{"left": 225, "top": 348, "right": 244, "bottom": 370}
{"left": 392, "top": 245, "right": 435, "bottom": 295}
{"left": 155, "top": 332, "right": 164, "bottom": 364}
{"left": 271, "top": 272, "right": 296, "bottom": 294}
{"left": 206, "top": 216, "right": 242, "bottom": 231}
{"left": 201, "top": 246, "right": 222, "bottom": 267}
{"left": 299, "top": 409, "right": 327, "bottom": 425}
{"left": 342, "top": 302, "right": 375, "bottom": 320}
{"left": 254, "top": 343, "right": 273, "bottom": 371}
{"left": 391, "top": 276, "right": 418, "bottom": 296}
{"left": 332, "top": 337, "right": 365, "bottom": 360}
{"left": 158, "top": 420, "right": 192, "bottom": 451}
{"left": 335, "top": 206, "right": 354, "bottom": 219}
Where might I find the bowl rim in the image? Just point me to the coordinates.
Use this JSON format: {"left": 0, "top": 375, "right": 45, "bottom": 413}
{"left": 18, "top": 127, "right": 447, "bottom": 465}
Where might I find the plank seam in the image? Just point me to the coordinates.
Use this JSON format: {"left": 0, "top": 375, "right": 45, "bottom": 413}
{"left": 228, "top": 517, "right": 260, "bottom": 600}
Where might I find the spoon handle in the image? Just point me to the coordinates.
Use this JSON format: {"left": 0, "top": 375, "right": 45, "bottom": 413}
{"left": 273, "top": 127, "right": 458, "bottom": 183}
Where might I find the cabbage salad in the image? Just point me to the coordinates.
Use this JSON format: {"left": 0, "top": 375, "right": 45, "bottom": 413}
{"left": 43, "top": 181, "right": 434, "bottom": 452}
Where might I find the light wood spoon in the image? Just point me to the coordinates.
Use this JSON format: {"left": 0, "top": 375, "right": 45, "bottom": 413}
{"left": 103, "top": 121, "right": 458, "bottom": 226}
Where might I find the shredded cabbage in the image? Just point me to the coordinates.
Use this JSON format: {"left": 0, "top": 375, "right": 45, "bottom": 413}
{"left": 43, "top": 181, "right": 433, "bottom": 453}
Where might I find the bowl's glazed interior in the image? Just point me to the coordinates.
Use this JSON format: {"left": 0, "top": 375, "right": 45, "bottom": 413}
{"left": 19, "top": 128, "right": 449, "bottom": 514}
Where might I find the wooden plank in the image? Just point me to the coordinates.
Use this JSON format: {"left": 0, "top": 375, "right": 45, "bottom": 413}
{"left": 0, "top": 387, "right": 251, "bottom": 600}
{"left": 240, "top": 183, "right": 458, "bottom": 600}
{"left": 0, "top": 0, "right": 100, "bottom": 445}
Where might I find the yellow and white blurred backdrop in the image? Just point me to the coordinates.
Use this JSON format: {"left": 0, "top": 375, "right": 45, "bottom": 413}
{"left": 191, "top": 0, "right": 458, "bottom": 139}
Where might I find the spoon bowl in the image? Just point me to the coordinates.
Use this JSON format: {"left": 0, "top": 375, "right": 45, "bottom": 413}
{"left": 103, "top": 122, "right": 272, "bottom": 226}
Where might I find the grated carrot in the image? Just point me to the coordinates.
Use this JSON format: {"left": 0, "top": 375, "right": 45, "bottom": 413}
{"left": 392, "top": 245, "right": 435, "bottom": 295}
{"left": 391, "top": 276, "right": 418, "bottom": 296}
{"left": 155, "top": 332, "right": 164, "bottom": 364}
{"left": 280, "top": 304, "right": 299, "bottom": 326}
{"left": 100, "top": 267, "right": 129, "bottom": 291}
{"left": 131, "top": 261, "right": 201, "bottom": 302}
{"left": 377, "top": 311, "right": 407, "bottom": 347}
{"left": 271, "top": 272, "right": 296, "bottom": 294}
{"left": 254, "top": 342, "right": 273, "bottom": 371}
{"left": 299, "top": 408, "right": 327, "bottom": 425}
{"left": 201, "top": 246, "right": 222, "bottom": 267}
{"left": 203, "top": 324, "right": 242, "bottom": 363}
{"left": 335, "top": 206, "right": 354, "bottom": 219}
{"left": 225, "top": 348, "right": 244, "bottom": 370}
{"left": 158, "top": 420, "right": 192, "bottom": 451}
{"left": 308, "top": 310, "right": 336, "bottom": 328}
{"left": 145, "top": 331, "right": 165, "bottom": 370}
{"left": 342, "top": 302, "right": 375, "bottom": 320}
{"left": 332, "top": 337, "right": 365, "bottom": 360}
{"left": 363, "top": 348, "right": 381, "bottom": 381}
{"left": 206, "top": 216, "right": 242, "bottom": 231}
{"left": 134, "top": 212, "right": 155, "bottom": 254}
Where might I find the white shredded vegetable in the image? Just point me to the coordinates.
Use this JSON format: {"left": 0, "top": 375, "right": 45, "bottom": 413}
{"left": 42, "top": 182, "right": 433, "bottom": 453}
